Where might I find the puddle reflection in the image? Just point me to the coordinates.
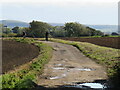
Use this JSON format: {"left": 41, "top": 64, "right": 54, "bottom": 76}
{"left": 63, "top": 82, "right": 106, "bottom": 89}
{"left": 53, "top": 67, "right": 65, "bottom": 70}
{"left": 72, "top": 68, "right": 94, "bottom": 71}
{"left": 49, "top": 73, "right": 67, "bottom": 80}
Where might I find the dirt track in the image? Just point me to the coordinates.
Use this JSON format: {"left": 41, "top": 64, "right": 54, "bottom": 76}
{"left": 37, "top": 41, "right": 107, "bottom": 87}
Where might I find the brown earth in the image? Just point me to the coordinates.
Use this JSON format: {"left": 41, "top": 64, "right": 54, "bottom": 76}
{"left": 37, "top": 41, "right": 107, "bottom": 88}
{"left": 2, "top": 40, "right": 39, "bottom": 74}
{"left": 59, "top": 37, "right": 120, "bottom": 49}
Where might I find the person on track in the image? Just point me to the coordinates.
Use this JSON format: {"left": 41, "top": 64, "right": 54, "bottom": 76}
{"left": 45, "top": 31, "right": 49, "bottom": 41}
{"left": 23, "top": 31, "right": 26, "bottom": 38}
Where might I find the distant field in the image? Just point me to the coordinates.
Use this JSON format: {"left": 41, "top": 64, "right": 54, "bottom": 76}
{"left": 2, "top": 40, "right": 39, "bottom": 73}
{"left": 59, "top": 37, "right": 120, "bottom": 49}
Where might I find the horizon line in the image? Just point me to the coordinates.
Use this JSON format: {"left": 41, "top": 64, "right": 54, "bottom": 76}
{"left": 0, "top": 19, "right": 118, "bottom": 25}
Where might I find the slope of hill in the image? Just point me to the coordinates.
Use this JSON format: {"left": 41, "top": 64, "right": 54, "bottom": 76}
{"left": 0, "top": 20, "right": 29, "bottom": 28}
{"left": 49, "top": 23, "right": 64, "bottom": 26}
{"left": 49, "top": 23, "right": 118, "bottom": 34}
{"left": 86, "top": 25, "right": 118, "bottom": 34}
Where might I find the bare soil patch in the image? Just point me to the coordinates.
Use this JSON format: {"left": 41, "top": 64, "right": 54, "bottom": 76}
{"left": 59, "top": 37, "right": 120, "bottom": 49}
{"left": 2, "top": 40, "right": 39, "bottom": 74}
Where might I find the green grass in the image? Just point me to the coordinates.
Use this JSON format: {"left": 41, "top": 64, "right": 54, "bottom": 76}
{"left": 1, "top": 38, "right": 52, "bottom": 89}
{"left": 49, "top": 38, "right": 120, "bottom": 87}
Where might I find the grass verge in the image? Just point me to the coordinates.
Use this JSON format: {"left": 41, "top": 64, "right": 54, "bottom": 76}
{"left": 1, "top": 38, "right": 52, "bottom": 89}
{"left": 48, "top": 38, "right": 120, "bottom": 87}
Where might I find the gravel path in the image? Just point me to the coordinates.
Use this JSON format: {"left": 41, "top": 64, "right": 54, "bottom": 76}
{"left": 37, "top": 41, "right": 107, "bottom": 88}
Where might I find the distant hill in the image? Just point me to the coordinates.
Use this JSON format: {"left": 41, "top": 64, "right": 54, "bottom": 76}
{"left": 0, "top": 20, "right": 64, "bottom": 28}
{"left": 49, "top": 23, "right": 118, "bottom": 34}
{"left": 86, "top": 25, "right": 118, "bottom": 34}
{"left": 49, "top": 23, "right": 64, "bottom": 26}
{"left": 0, "top": 20, "right": 29, "bottom": 28}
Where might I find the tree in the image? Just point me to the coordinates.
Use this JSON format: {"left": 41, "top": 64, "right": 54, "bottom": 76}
{"left": 12, "top": 26, "right": 19, "bottom": 33}
{"left": 29, "top": 20, "right": 52, "bottom": 38}
{"left": 64, "top": 22, "right": 80, "bottom": 37}
{"left": 95, "top": 30, "right": 104, "bottom": 36}
{"left": 111, "top": 32, "right": 119, "bottom": 36}
{"left": 64, "top": 22, "right": 89, "bottom": 37}
{"left": 52, "top": 26, "right": 66, "bottom": 37}
{"left": 64, "top": 22, "right": 104, "bottom": 37}
{"left": 23, "top": 27, "right": 30, "bottom": 37}
{"left": 2, "top": 26, "right": 12, "bottom": 34}
{"left": 12, "top": 26, "right": 25, "bottom": 36}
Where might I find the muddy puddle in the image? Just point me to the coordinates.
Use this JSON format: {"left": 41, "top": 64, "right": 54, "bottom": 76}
{"left": 63, "top": 83, "right": 106, "bottom": 89}
{"left": 49, "top": 73, "right": 67, "bottom": 80}
{"left": 70, "top": 68, "right": 94, "bottom": 71}
{"left": 50, "top": 65, "right": 108, "bottom": 89}
{"left": 79, "top": 83, "right": 106, "bottom": 89}
{"left": 61, "top": 79, "right": 109, "bottom": 89}
{"left": 52, "top": 65, "right": 95, "bottom": 72}
{"left": 51, "top": 65, "right": 95, "bottom": 80}
{"left": 52, "top": 67, "right": 65, "bottom": 70}
{"left": 54, "top": 64, "right": 63, "bottom": 66}
{"left": 63, "top": 82, "right": 107, "bottom": 89}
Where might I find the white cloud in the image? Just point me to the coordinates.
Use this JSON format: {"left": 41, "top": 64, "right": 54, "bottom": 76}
{"left": 1, "top": 0, "right": 118, "bottom": 24}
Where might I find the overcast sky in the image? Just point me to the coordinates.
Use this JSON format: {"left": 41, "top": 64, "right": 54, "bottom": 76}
{"left": 0, "top": 0, "right": 119, "bottom": 25}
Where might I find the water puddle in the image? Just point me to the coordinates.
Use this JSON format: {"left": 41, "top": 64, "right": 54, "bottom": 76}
{"left": 49, "top": 73, "right": 67, "bottom": 80}
{"left": 70, "top": 68, "right": 95, "bottom": 71}
{"left": 63, "top": 83, "right": 106, "bottom": 89}
{"left": 63, "top": 80, "right": 108, "bottom": 89}
{"left": 74, "top": 68, "right": 93, "bottom": 71}
{"left": 49, "top": 76, "right": 61, "bottom": 80}
{"left": 52, "top": 66, "right": 94, "bottom": 71}
{"left": 79, "top": 83, "right": 106, "bottom": 89}
{"left": 53, "top": 67, "right": 65, "bottom": 70}
{"left": 54, "top": 64, "right": 63, "bottom": 67}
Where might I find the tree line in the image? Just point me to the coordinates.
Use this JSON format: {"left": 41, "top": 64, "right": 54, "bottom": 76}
{"left": 1, "top": 20, "right": 104, "bottom": 37}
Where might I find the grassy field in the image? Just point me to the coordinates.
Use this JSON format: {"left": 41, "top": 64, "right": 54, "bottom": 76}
{"left": 48, "top": 38, "right": 120, "bottom": 87}
{"left": 1, "top": 38, "right": 52, "bottom": 88}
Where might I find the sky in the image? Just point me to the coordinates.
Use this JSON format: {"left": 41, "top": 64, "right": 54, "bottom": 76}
{"left": 0, "top": 0, "right": 119, "bottom": 25}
